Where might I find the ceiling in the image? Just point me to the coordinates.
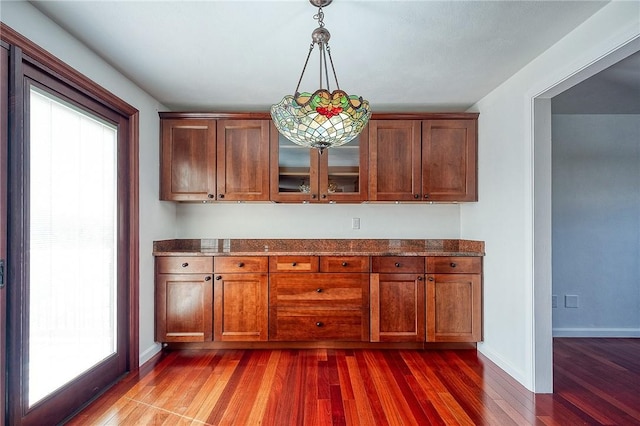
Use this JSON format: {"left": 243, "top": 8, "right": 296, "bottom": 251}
{"left": 29, "top": 0, "right": 625, "bottom": 113}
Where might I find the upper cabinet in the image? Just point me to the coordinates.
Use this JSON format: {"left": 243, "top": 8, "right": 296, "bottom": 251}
{"left": 369, "top": 117, "right": 477, "bottom": 202}
{"left": 159, "top": 112, "right": 477, "bottom": 203}
{"left": 160, "top": 114, "right": 270, "bottom": 202}
{"left": 270, "top": 123, "right": 369, "bottom": 203}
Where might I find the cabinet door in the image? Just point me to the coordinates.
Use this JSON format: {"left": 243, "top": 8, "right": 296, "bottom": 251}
{"left": 368, "top": 120, "right": 422, "bottom": 201}
{"left": 217, "top": 120, "right": 270, "bottom": 201}
{"left": 156, "top": 274, "right": 213, "bottom": 342}
{"left": 319, "top": 128, "right": 369, "bottom": 202}
{"left": 426, "top": 273, "right": 481, "bottom": 342}
{"left": 214, "top": 273, "right": 268, "bottom": 341}
{"left": 160, "top": 119, "right": 216, "bottom": 201}
{"left": 270, "top": 124, "right": 319, "bottom": 203}
{"left": 422, "top": 119, "right": 477, "bottom": 201}
{"left": 370, "top": 273, "right": 425, "bottom": 342}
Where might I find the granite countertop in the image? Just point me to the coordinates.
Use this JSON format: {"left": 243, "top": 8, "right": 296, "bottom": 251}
{"left": 153, "top": 239, "right": 485, "bottom": 257}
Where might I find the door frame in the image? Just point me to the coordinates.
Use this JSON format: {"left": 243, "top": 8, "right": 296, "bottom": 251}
{"left": 1, "top": 23, "right": 139, "bottom": 423}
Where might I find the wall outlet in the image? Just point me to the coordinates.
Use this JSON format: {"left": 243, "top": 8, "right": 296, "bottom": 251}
{"left": 565, "top": 294, "right": 579, "bottom": 308}
{"left": 552, "top": 295, "right": 558, "bottom": 308}
{"left": 352, "top": 217, "right": 360, "bottom": 230}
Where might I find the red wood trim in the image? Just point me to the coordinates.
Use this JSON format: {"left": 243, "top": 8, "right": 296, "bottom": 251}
{"left": 159, "top": 111, "right": 479, "bottom": 120}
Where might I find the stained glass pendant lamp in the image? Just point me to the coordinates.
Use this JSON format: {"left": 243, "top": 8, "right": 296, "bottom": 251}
{"left": 270, "top": 0, "right": 371, "bottom": 153}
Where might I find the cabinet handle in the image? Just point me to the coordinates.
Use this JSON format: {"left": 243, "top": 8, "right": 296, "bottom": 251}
{"left": 218, "top": 194, "right": 224, "bottom": 199}
{"left": 417, "top": 276, "right": 423, "bottom": 281}
{"left": 207, "top": 194, "right": 214, "bottom": 199}
{"left": 311, "top": 194, "right": 317, "bottom": 199}
{"left": 215, "top": 275, "right": 222, "bottom": 280}
{"left": 395, "top": 262, "right": 401, "bottom": 267}
{"left": 321, "top": 194, "right": 327, "bottom": 199}
{"left": 414, "top": 194, "right": 420, "bottom": 199}
{"left": 204, "top": 276, "right": 212, "bottom": 281}
{"left": 237, "top": 262, "right": 244, "bottom": 267}
{"left": 450, "top": 262, "right": 457, "bottom": 268}
{"left": 292, "top": 262, "right": 297, "bottom": 267}
{"left": 181, "top": 262, "right": 189, "bottom": 268}
{"left": 428, "top": 277, "right": 434, "bottom": 282}
{"left": 316, "top": 288, "right": 323, "bottom": 293}
{"left": 316, "top": 322, "right": 324, "bottom": 327}
{"left": 424, "top": 194, "right": 429, "bottom": 199}
{"left": 342, "top": 262, "right": 348, "bottom": 267}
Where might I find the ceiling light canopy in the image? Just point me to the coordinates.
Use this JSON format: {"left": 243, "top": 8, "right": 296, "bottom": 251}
{"left": 270, "top": 0, "right": 371, "bottom": 153}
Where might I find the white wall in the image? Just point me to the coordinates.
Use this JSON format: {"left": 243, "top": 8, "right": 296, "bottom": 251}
{"left": 461, "top": 2, "right": 640, "bottom": 391}
{"left": 552, "top": 114, "right": 640, "bottom": 337}
{"left": 1, "top": 1, "right": 175, "bottom": 364}
{"left": 176, "top": 203, "right": 460, "bottom": 239}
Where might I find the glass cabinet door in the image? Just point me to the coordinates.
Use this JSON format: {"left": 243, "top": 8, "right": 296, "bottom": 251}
{"left": 270, "top": 123, "right": 368, "bottom": 203}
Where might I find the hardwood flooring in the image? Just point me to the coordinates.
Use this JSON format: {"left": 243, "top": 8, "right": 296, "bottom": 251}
{"left": 65, "top": 338, "right": 640, "bottom": 425}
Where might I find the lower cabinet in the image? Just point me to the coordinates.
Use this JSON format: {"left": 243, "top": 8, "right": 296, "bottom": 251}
{"left": 269, "top": 256, "right": 370, "bottom": 341}
{"left": 155, "top": 256, "right": 214, "bottom": 342}
{"left": 213, "top": 257, "right": 269, "bottom": 341}
{"left": 154, "top": 253, "right": 482, "bottom": 345}
{"left": 426, "top": 257, "right": 482, "bottom": 342}
{"left": 370, "top": 257, "right": 425, "bottom": 342}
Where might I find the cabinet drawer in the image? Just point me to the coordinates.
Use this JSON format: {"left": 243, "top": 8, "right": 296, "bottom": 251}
{"left": 269, "top": 256, "right": 319, "bottom": 272}
{"left": 427, "top": 257, "right": 481, "bottom": 274}
{"left": 372, "top": 256, "right": 425, "bottom": 273}
{"left": 270, "top": 273, "right": 369, "bottom": 307}
{"left": 320, "top": 256, "right": 370, "bottom": 273}
{"left": 269, "top": 308, "right": 368, "bottom": 341}
{"left": 156, "top": 256, "right": 213, "bottom": 274}
{"left": 214, "top": 256, "right": 268, "bottom": 273}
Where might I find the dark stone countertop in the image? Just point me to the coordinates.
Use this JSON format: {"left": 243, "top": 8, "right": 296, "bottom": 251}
{"left": 153, "top": 239, "right": 485, "bottom": 257}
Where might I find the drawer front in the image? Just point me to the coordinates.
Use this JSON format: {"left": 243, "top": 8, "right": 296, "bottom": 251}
{"left": 427, "top": 256, "right": 481, "bottom": 274}
{"left": 270, "top": 273, "right": 369, "bottom": 307}
{"left": 156, "top": 256, "right": 213, "bottom": 274}
{"left": 372, "top": 256, "right": 425, "bottom": 273}
{"left": 269, "top": 256, "right": 319, "bottom": 272}
{"left": 320, "top": 256, "right": 370, "bottom": 273}
{"left": 269, "top": 308, "right": 368, "bottom": 341}
{"left": 214, "top": 256, "right": 268, "bottom": 273}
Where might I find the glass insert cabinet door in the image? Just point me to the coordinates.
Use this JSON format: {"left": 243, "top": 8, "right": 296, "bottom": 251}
{"left": 270, "top": 124, "right": 369, "bottom": 202}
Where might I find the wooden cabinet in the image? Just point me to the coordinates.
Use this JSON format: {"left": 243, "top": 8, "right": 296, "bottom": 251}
{"left": 160, "top": 119, "right": 216, "bottom": 201}
{"left": 269, "top": 256, "right": 370, "bottom": 341}
{"left": 426, "top": 257, "right": 482, "bottom": 342}
{"left": 213, "top": 256, "right": 268, "bottom": 341}
{"left": 155, "top": 256, "right": 214, "bottom": 342}
{"left": 370, "top": 256, "right": 425, "bottom": 342}
{"left": 369, "top": 118, "right": 477, "bottom": 201}
{"left": 160, "top": 116, "right": 270, "bottom": 201}
{"left": 270, "top": 123, "right": 369, "bottom": 203}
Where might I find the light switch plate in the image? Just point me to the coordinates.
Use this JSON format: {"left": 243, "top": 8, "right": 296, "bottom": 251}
{"left": 565, "top": 294, "right": 579, "bottom": 308}
{"left": 552, "top": 295, "right": 558, "bottom": 308}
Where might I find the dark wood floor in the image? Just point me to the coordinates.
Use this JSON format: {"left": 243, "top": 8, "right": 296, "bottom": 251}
{"left": 65, "top": 338, "right": 640, "bottom": 425}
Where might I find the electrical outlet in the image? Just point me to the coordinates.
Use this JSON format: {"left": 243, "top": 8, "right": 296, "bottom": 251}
{"left": 352, "top": 217, "right": 360, "bottom": 230}
{"left": 552, "top": 295, "right": 558, "bottom": 308}
{"left": 565, "top": 295, "right": 579, "bottom": 308}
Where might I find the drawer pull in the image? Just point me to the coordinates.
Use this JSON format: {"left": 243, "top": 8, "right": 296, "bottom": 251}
{"left": 181, "top": 262, "right": 189, "bottom": 268}
{"left": 237, "top": 262, "right": 244, "bottom": 267}
{"left": 204, "top": 276, "right": 212, "bottom": 281}
{"left": 428, "top": 277, "right": 434, "bottom": 282}
{"left": 316, "top": 322, "right": 324, "bottom": 327}
{"left": 292, "top": 262, "right": 297, "bottom": 266}
{"left": 450, "top": 262, "right": 457, "bottom": 268}
{"left": 218, "top": 194, "right": 225, "bottom": 199}
{"left": 207, "top": 194, "right": 214, "bottom": 199}
{"left": 316, "top": 288, "right": 323, "bottom": 293}
{"left": 215, "top": 275, "right": 222, "bottom": 280}
{"left": 395, "top": 262, "right": 401, "bottom": 267}
{"left": 417, "top": 276, "right": 423, "bottom": 281}
{"left": 342, "top": 262, "right": 348, "bottom": 267}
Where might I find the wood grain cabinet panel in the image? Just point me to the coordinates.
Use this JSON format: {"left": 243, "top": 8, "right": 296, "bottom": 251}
{"left": 216, "top": 120, "right": 270, "bottom": 201}
{"left": 426, "top": 256, "right": 482, "bottom": 342}
{"left": 213, "top": 256, "right": 268, "bottom": 341}
{"left": 155, "top": 256, "right": 214, "bottom": 342}
{"left": 160, "top": 119, "right": 216, "bottom": 201}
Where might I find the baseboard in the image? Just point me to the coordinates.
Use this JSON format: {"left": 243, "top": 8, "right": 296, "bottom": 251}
{"left": 553, "top": 327, "right": 640, "bottom": 337}
{"left": 139, "top": 342, "right": 162, "bottom": 365}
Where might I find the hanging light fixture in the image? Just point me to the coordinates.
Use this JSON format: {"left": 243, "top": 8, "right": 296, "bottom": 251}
{"left": 270, "top": 0, "right": 371, "bottom": 153}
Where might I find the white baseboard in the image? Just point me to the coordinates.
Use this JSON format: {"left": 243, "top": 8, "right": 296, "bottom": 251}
{"left": 553, "top": 327, "right": 640, "bottom": 337}
{"left": 139, "top": 342, "right": 162, "bottom": 366}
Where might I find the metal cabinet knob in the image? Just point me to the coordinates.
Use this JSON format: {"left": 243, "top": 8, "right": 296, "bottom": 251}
{"left": 450, "top": 262, "right": 457, "bottom": 268}
{"left": 218, "top": 194, "right": 225, "bottom": 199}
{"left": 238, "top": 262, "right": 244, "bottom": 267}
{"left": 207, "top": 194, "right": 214, "bottom": 199}
{"left": 342, "top": 262, "right": 348, "bottom": 267}
{"left": 316, "top": 288, "right": 323, "bottom": 293}
{"left": 181, "top": 262, "right": 189, "bottom": 267}
{"left": 204, "top": 276, "right": 212, "bottom": 281}
{"left": 292, "top": 262, "right": 297, "bottom": 266}
{"left": 316, "top": 322, "right": 324, "bottom": 327}
{"left": 395, "top": 262, "right": 401, "bottom": 267}
{"left": 414, "top": 194, "right": 420, "bottom": 199}
{"left": 417, "top": 276, "right": 423, "bottom": 281}
{"left": 215, "top": 275, "right": 222, "bottom": 280}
